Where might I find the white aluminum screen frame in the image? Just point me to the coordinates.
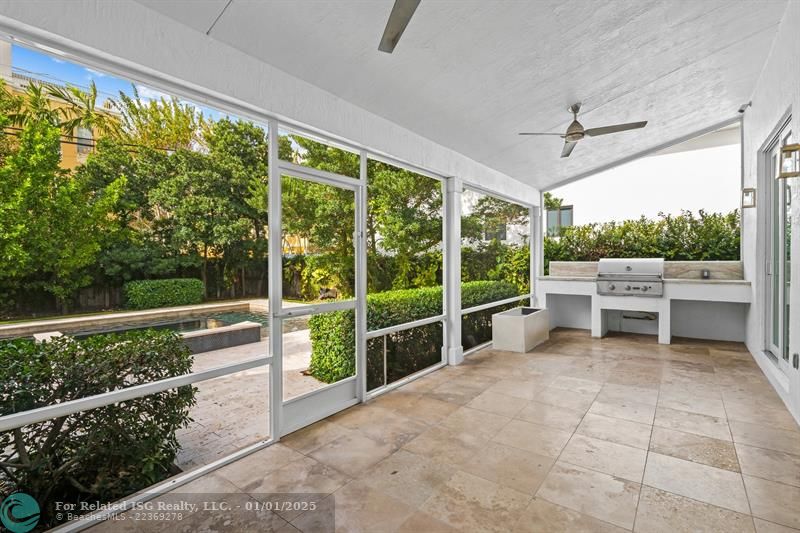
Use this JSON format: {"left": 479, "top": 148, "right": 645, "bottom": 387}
{"left": 0, "top": 24, "right": 540, "bottom": 531}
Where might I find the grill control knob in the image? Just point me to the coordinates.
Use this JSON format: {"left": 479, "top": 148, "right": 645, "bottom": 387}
{"left": 608, "top": 284, "right": 615, "bottom": 291}
{"left": 641, "top": 286, "right": 649, "bottom": 292}
{"left": 625, "top": 285, "right": 631, "bottom": 291}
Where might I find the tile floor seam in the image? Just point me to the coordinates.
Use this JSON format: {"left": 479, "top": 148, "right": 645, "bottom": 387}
{"left": 728, "top": 417, "right": 800, "bottom": 437}
{"left": 649, "top": 426, "right": 742, "bottom": 473}
{"left": 489, "top": 368, "right": 594, "bottom": 518}
{"left": 631, "top": 378, "right": 659, "bottom": 533}
{"left": 529, "top": 392, "right": 593, "bottom": 517}
{"left": 644, "top": 452, "right": 756, "bottom": 516}
{"left": 754, "top": 517, "right": 800, "bottom": 532}
{"left": 292, "top": 437, "right": 357, "bottom": 484}
{"left": 533, "top": 493, "right": 635, "bottom": 532}
{"left": 727, "top": 418, "right": 800, "bottom": 436}
{"left": 410, "top": 462, "right": 533, "bottom": 532}
{"left": 739, "top": 473, "right": 800, "bottom": 530}
{"left": 737, "top": 469, "right": 800, "bottom": 490}
{"left": 588, "top": 406, "right": 654, "bottom": 426}
{"left": 556, "top": 456, "right": 644, "bottom": 485}
{"left": 638, "top": 482, "right": 758, "bottom": 523}
{"left": 650, "top": 418, "right": 732, "bottom": 442}
{"left": 720, "top": 386, "right": 756, "bottom": 523}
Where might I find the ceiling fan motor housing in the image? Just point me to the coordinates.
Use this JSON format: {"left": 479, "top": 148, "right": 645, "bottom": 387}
{"left": 565, "top": 120, "right": 585, "bottom": 142}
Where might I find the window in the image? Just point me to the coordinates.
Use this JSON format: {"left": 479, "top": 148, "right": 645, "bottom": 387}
{"left": 365, "top": 158, "right": 444, "bottom": 391}
{"left": 484, "top": 222, "right": 507, "bottom": 241}
{"left": 461, "top": 188, "right": 531, "bottom": 350}
{"left": 75, "top": 126, "right": 93, "bottom": 155}
{"left": 547, "top": 205, "right": 573, "bottom": 236}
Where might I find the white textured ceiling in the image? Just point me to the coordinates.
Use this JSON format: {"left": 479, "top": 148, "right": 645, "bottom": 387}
{"left": 136, "top": 0, "right": 786, "bottom": 190}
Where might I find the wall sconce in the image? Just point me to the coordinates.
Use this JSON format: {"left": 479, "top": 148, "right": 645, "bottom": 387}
{"left": 778, "top": 143, "right": 800, "bottom": 179}
{"left": 742, "top": 188, "right": 756, "bottom": 208}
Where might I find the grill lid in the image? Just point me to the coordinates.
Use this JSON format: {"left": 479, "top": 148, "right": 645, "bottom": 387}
{"left": 597, "top": 258, "right": 664, "bottom": 277}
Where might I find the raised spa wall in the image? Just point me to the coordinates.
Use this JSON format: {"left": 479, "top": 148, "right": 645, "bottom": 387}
{"left": 0, "top": 300, "right": 260, "bottom": 339}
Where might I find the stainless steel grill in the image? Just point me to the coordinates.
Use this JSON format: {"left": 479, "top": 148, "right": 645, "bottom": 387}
{"left": 596, "top": 258, "right": 664, "bottom": 297}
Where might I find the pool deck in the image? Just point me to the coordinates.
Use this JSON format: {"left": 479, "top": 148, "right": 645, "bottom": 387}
{"left": 177, "top": 329, "right": 323, "bottom": 469}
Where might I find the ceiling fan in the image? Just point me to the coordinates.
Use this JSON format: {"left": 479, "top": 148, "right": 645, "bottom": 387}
{"left": 519, "top": 103, "right": 648, "bottom": 158}
{"left": 379, "top": 0, "right": 421, "bottom": 53}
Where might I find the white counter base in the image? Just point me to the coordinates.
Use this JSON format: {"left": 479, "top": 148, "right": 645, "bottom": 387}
{"left": 538, "top": 277, "right": 751, "bottom": 344}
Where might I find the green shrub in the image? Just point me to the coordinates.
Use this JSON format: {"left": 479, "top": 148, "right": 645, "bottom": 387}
{"left": 308, "top": 310, "right": 357, "bottom": 383}
{"left": 123, "top": 278, "right": 204, "bottom": 309}
{"left": 0, "top": 330, "right": 195, "bottom": 528}
{"left": 461, "top": 281, "right": 525, "bottom": 349}
{"left": 308, "top": 280, "right": 521, "bottom": 388}
{"left": 544, "top": 210, "right": 740, "bottom": 273}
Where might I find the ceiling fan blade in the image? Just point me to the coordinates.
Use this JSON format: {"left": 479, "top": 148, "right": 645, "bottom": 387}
{"left": 561, "top": 141, "right": 577, "bottom": 158}
{"left": 584, "top": 121, "right": 647, "bottom": 137}
{"left": 518, "top": 132, "right": 564, "bottom": 136}
{"left": 378, "top": 0, "right": 421, "bottom": 53}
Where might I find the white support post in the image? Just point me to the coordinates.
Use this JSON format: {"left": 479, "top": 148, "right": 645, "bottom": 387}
{"left": 535, "top": 196, "right": 546, "bottom": 308}
{"left": 529, "top": 205, "right": 538, "bottom": 306}
{"left": 267, "top": 119, "right": 283, "bottom": 438}
{"left": 356, "top": 151, "right": 368, "bottom": 401}
{"left": 444, "top": 176, "right": 463, "bottom": 365}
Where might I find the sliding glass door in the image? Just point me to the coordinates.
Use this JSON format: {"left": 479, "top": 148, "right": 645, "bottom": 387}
{"left": 766, "top": 125, "right": 792, "bottom": 371}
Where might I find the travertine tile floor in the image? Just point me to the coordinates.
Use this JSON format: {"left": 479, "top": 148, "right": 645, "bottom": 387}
{"left": 95, "top": 329, "right": 800, "bottom": 532}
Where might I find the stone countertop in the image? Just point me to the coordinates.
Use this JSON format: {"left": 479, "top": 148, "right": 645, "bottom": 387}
{"left": 539, "top": 276, "right": 596, "bottom": 282}
{"left": 664, "top": 278, "right": 750, "bottom": 285}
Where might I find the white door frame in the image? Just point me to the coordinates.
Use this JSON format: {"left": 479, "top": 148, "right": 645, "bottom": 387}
{"left": 268, "top": 121, "right": 367, "bottom": 436}
{"left": 764, "top": 120, "right": 793, "bottom": 374}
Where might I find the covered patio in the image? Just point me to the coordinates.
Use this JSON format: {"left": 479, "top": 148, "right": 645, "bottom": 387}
{"left": 0, "top": 0, "right": 798, "bottom": 532}
{"left": 93, "top": 330, "right": 799, "bottom": 532}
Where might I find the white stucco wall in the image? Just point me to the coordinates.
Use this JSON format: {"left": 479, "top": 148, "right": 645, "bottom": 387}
{"left": 741, "top": 0, "right": 799, "bottom": 416}
{"left": 0, "top": 0, "right": 539, "bottom": 205}
{"left": 671, "top": 301, "right": 747, "bottom": 343}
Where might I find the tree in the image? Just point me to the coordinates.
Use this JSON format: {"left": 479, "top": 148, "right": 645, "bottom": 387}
{"left": 6, "top": 82, "right": 59, "bottom": 129}
{"left": 112, "top": 86, "right": 204, "bottom": 151}
{"left": 289, "top": 134, "right": 446, "bottom": 292}
{"left": 544, "top": 192, "right": 563, "bottom": 211}
{"left": 368, "top": 161, "right": 442, "bottom": 288}
{"left": 0, "top": 117, "right": 121, "bottom": 311}
{"left": 203, "top": 118, "right": 270, "bottom": 296}
{"left": 47, "top": 81, "right": 120, "bottom": 139}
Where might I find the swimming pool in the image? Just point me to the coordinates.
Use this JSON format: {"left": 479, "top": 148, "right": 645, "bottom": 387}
{"left": 71, "top": 311, "right": 271, "bottom": 339}
{"left": 71, "top": 311, "right": 307, "bottom": 339}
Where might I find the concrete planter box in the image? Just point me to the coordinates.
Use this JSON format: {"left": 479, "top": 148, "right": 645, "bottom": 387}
{"left": 492, "top": 307, "right": 549, "bottom": 352}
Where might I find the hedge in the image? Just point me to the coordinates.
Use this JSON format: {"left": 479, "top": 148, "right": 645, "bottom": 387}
{"left": 308, "top": 280, "right": 522, "bottom": 389}
{"left": 544, "top": 210, "right": 740, "bottom": 273}
{"left": 0, "top": 330, "right": 195, "bottom": 528}
{"left": 123, "top": 278, "right": 205, "bottom": 309}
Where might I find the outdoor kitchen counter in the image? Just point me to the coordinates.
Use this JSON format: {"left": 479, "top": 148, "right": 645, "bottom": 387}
{"left": 540, "top": 276, "right": 750, "bottom": 284}
{"left": 536, "top": 276, "right": 751, "bottom": 344}
{"left": 663, "top": 278, "right": 751, "bottom": 284}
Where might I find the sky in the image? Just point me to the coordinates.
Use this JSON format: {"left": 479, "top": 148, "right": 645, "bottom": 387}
{"left": 550, "top": 143, "right": 741, "bottom": 225}
{"left": 9, "top": 43, "right": 231, "bottom": 122}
